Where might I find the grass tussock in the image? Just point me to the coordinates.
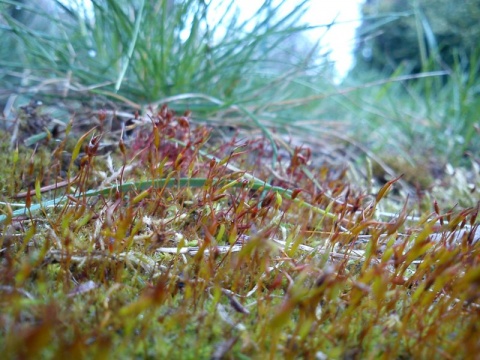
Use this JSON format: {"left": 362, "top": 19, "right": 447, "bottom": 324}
{"left": 0, "top": 105, "right": 479, "bottom": 359}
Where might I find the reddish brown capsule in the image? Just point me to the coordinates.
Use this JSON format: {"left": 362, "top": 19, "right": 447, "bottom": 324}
{"left": 261, "top": 192, "right": 275, "bottom": 208}
{"left": 25, "top": 188, "right": 31, "bottom": 209}
{"left": 174, "top": 154, "right": 185, "bottom": 168}
{"left": 165, "top": 109, "right": 174, "bottom": 122}
{"left": 178, "top": 116, "right": 190, "bottom": 129}
{"left": 352, "top": 196, "right": 362, "bottom": 213}
{"left": 98, "top": 109, "right": 106, "bottom": 122}
{"left": 209, "top": 158, "right": 217, "bottom": 168}
{"left": 313, "top": 192, "right": 324, "bottom": 204}
{"left": 471, "top": 204, "right": 479, "bottom": 226}
{"left": 212, "top": 194, "right": 227, "bottom": 202}
{"left": 159, "top": 104, "right": 168, "bottom": 119}
{"left": 86, "top": 134, "right": 101, "bottom": 156}
{"left": 291, "top": 188, "right": 302, "bottom": 200}
{"left": 119, "top": 138, "right": 126, "bottom": 156}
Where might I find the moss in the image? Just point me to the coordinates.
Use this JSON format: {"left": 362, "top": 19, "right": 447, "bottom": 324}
{"left": 0, "top": 105, "right": 478, "bottom": 359}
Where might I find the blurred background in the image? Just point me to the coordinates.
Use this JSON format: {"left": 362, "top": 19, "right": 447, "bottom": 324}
{"left": 1, "top": 0, "right": 479, "bottom": 207}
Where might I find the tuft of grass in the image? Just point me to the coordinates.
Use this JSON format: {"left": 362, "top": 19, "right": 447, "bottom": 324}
{"left": 0, "top": 0, "right": 326, "bottom": 109}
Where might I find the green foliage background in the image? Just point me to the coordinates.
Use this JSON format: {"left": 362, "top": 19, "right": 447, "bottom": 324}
{"left": 354, "top": 0, "right": 480, "bottom": 74}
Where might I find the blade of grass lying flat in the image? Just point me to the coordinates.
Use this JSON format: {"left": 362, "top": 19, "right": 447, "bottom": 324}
{"left": 0, "top": 174, "right": 336, "bottom": 225}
